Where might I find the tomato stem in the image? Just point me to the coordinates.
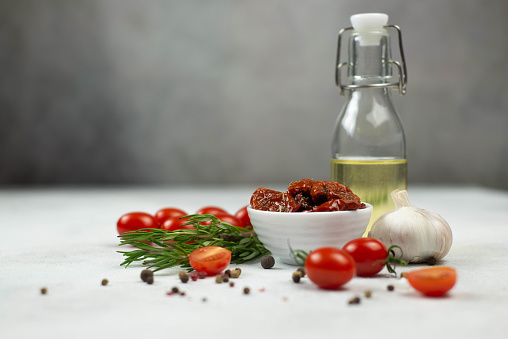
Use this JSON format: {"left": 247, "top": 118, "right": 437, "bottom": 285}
{"left": 376, "top": 245, "right": 407, "bottom": 276}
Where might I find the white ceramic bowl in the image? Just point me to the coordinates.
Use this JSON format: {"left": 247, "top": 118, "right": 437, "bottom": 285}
{"left": 247, "top": 204, "right": 373, "bottom": 265}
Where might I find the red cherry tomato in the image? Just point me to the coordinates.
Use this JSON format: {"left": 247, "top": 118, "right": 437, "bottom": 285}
{"left": 342, "top": 238, "right": 389, "bottom": 277}
{"left": 406, "top": 266, "right": 457, "bottom": 297}
{"left": 155, "top": 207, "right": 187, "bottom": 225}
{"left": 203, "top": 213, "right": 243, "bottom": 227}
{"left": 188, "top": 246, "right": 231, "bottom": 276}
{"left": 117, "top": 212, "right": 158, "bottom": 235}
{"left": 195, "top": 206, "right": 228, "bottom": 216}
{"left": 305, "top": 247, "right": 356, "bottom": 290}
{"left": 234, "top": 205, "right": 251, "bottom": 228}
{"left": 161, "top": 216, "right": 194, "bottom": 231}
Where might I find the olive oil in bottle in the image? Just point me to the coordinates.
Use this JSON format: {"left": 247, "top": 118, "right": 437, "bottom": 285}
{"left": 331, "top": 158, "right": 407, "bottom": 235}
{"left": 331, "top": 13, "right": 408, "bottom": 235}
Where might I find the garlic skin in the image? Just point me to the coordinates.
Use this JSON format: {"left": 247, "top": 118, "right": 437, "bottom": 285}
{"left": 368, "top": 189, "right": 453, "bottom": 263}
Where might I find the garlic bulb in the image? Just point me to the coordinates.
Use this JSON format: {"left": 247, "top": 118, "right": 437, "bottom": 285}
{"left": 368, "top": 189, "right": 453, "bottom": 263}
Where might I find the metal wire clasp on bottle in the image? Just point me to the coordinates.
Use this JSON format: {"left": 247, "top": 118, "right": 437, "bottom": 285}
{"left": 335, "top": 25, "right": 408, "bottom": 96}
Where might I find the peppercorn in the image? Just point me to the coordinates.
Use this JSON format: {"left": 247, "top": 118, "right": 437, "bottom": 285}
{"left": 146, "top": 276, "right": 154, "bottom": 285}
{"left": 243, "top": 287, "right": 250, "bottom": 295}
{"left": 387, "top": 284, "right": 394, "bottom": 291}
{"left": 296, "top": 267, "right": 306, "bottom": 277}
{"left": 221, "top": 275, "right": 229, "bottom": 283}
{"left": 215, "top": 275, "right": 223, "bottom": 284}
{"left": 229, "top": 282, "right": 235, "bottom": 287}
{"left": 261, "top": 255, "right": 275, "bottom": 269}
{"left": 427, "top": 257, "right": 437, "bottom": 266}
{"left": 141, "top": 269, "right": 153, "bottom": 282}
{"left": 230, "top": 268, "right": 241, "bottom": 278}
{"left": 190, "top": 272, "right": 199, "bottom": 281}
{"left": 400, "top": 272, "right": 407, "bottom": 279}
{"left": 172, "top": 286, "right": 179, "bottom": 293}
{"left": 348, "top": 296, "right": 361, "bottom": 305}
{"left": 179, "top": 272, "right": 189, "bottom": 283}
{"left": 101, "top": 279, "right": 109, "bottom": 286}
{"left": 292, "top": 271, "right": 301, "bottom": 283}
{"left": 364, "top": 290, "right": 372, "bottom": 298}
{"left": 224, "top": 269, "right": 231, "bottom": 277}
{"left": 40, "top": 287, "right": 47, "bottom": 295}
{"left": 198, "top": 271, "right": 206, "bottom": 279}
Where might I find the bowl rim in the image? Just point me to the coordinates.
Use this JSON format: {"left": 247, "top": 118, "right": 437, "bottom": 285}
{"left": 247, "top": 202, "right": 372, "bottom": 215}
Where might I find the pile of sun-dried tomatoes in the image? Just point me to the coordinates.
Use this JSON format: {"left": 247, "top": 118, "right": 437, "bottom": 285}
{"left": 250, "top": 179, "right": 366, "bottom": 212}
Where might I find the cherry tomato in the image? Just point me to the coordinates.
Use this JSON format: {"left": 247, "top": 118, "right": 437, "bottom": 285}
{"left": 117, "top": 212, "right": 158, "bottom": 235}
{"left": 188, "top": 246, "right": 231, "bottom": 276}
{"left": 161, "top": 216, "right": 194, "bottom": 231}
{"left": 342, "top": 238, "right": 388, "bottom": 277}
{"left": 203, "top": 213, "right": 243, "bottom": 227}
{"left": 155, "top": 207, "right": 187, "bottom": 225}
{"left": 406, "top": 266, "right": 457, "bottom": 297}
{"left": 234, "top": 205, "right": 251, "bottom": 228}
{"left": 195, "top": 206, "right": 228, "bottom": 216}
{"left": 305, "top": 247, "right": 356, "bottom": 290}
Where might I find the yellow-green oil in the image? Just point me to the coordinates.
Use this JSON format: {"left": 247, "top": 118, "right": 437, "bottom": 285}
{"left": 331, "top": 158, "right": 407, "bottom": 236}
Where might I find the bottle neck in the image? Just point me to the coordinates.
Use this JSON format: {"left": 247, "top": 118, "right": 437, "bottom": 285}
{"left": 348, "top": 30, "right": 393, "bottom": 86}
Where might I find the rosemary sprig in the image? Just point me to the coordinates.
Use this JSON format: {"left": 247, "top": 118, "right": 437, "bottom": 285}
{"left": 117, "top": 214, "right": 270, "bottom": 272}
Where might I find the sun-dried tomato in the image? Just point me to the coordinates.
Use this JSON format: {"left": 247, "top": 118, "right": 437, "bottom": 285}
{"left": 250, "top": 179, "right": 365, "bottom": 212}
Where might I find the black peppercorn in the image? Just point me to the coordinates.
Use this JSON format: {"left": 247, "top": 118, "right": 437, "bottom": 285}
{"left": 40, "top": 287, "right": 47, "bottom": 295}
{"left": 141, "top": 269, "right": 153, "bottom": 282}
{"left": 387, "top": 284, "right": 394, "bottom": 291}
{"left": 243, "top": 287, "right": 250, "bottom": 295}
{"left": 101, "top": 279, "right": 109, "bottom": 286}
{"left": 261, "top": 255, "right": 275, "bottom": 269}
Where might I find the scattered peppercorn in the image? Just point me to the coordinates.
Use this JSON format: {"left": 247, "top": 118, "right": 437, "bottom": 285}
{"left": 427, "top": 257, "right": 437, "bottom": 266}
{"left": 172, "top": 286, "right": 179, "bottom": 293}
{"left": 229, "top": 282, "right": 235, "bottom": 287}
{"left": 202, "top": 297, "right": 207, "bottom": 302}
{"left": 387, "top": 285, "right": 394, "bottom": 291}
{"left": 348, "top": 296, "right": 361, "bottom": 305}
{"left": 296, "top": 267, "right": 306, "bottom": 277}
{"left": 292, "top": 272, "right": 301, "bottom": 283}
{"left": 224, "top": 269, "right": 231, "bottom": 277}
{"left": 400, "top": 272, "right": 407, "bottom": 278}
{"left": 215, "top": 275, "right": 223, "bottom": 284}
{"left": 101, "top": 279, "right": 109, "bottom": 286}
{"left": 221, "top": 275, "right": 229, "bottom": 283}
{"left": 364, "top": 290, "right": 372, "bottom": 298}
{"left": 179, "top": 272, "right": 189, "bottom": 283}
{"left": 190, "top": 272, "right": 199, "bottom": 281}
{"left": 141, "top": 269, "right": 153, "bottom": 282}
{"left": 146, "top": 276, "right": 154, "bottom": 285}
{"left": 40, "top": 287, "right": 47, "bottom": 295}
{"left": 180, "top": 291, "right": 186, "bottom": 296}
{"left": 230, "top": 268, "right": 241, "bottom": 279}
{"left": 243, "top": 287, "right": 250, "bottom": 295}
{"left": 198, "top": 272, "right": 206, "bottom": 279}
{"left": 261, "top": 255, "right": 275, "bottom": 269}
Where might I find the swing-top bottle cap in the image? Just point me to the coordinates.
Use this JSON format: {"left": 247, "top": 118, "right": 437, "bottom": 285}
{"left": 350, "top": 13, "right": 389, "bottom": 46}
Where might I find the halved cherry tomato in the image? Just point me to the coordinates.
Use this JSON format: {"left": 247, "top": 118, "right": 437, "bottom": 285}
{"left": 305, "top": 247, "right": 356, "bottom": 290}
{"left": 203, "top": 213, "right": 243, "bottom": 227}
{"left": 117, "top": 212, "right": 158, "bottom": 235}
{"left": 161, "top": 216, "right": 194, "bottom": 231}
{"left": 406, "top": 266, "right": 457, "bottom": 297}
{"left": 342, "top": 238, "right": 389, "bottom": 277}
{"left": 195, "top": 206, "right": 228, "bottom": 216}
{"left": 234, "top": 205, "right": 251, "bottom": 228}
{"left": 155, "top": 207, "right": 187, "bottom": 225}
{"left": 188, "top": 246, "right": 231, "bottom": 276}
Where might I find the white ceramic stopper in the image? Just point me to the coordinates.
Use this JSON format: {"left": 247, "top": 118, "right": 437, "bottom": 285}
{"left": 350, "top": 13, "right": 389, "bottom": 46}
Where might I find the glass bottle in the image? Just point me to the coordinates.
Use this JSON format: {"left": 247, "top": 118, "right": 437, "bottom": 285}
{"left": 331, "top": 13, "right": 408, "bottom": 236}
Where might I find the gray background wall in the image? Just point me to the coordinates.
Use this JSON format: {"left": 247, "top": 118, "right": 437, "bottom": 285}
{"left": 1, "top": 0, "right": 507, "bottom": 188}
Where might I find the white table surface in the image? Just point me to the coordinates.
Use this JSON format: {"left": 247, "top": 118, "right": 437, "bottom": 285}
{"left": 1, "top": 185, "right": 507, "bottom": 339}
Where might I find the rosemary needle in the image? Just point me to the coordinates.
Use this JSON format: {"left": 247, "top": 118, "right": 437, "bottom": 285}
{"left": 117, "top": 214, "right": 270, "bottom": 272}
